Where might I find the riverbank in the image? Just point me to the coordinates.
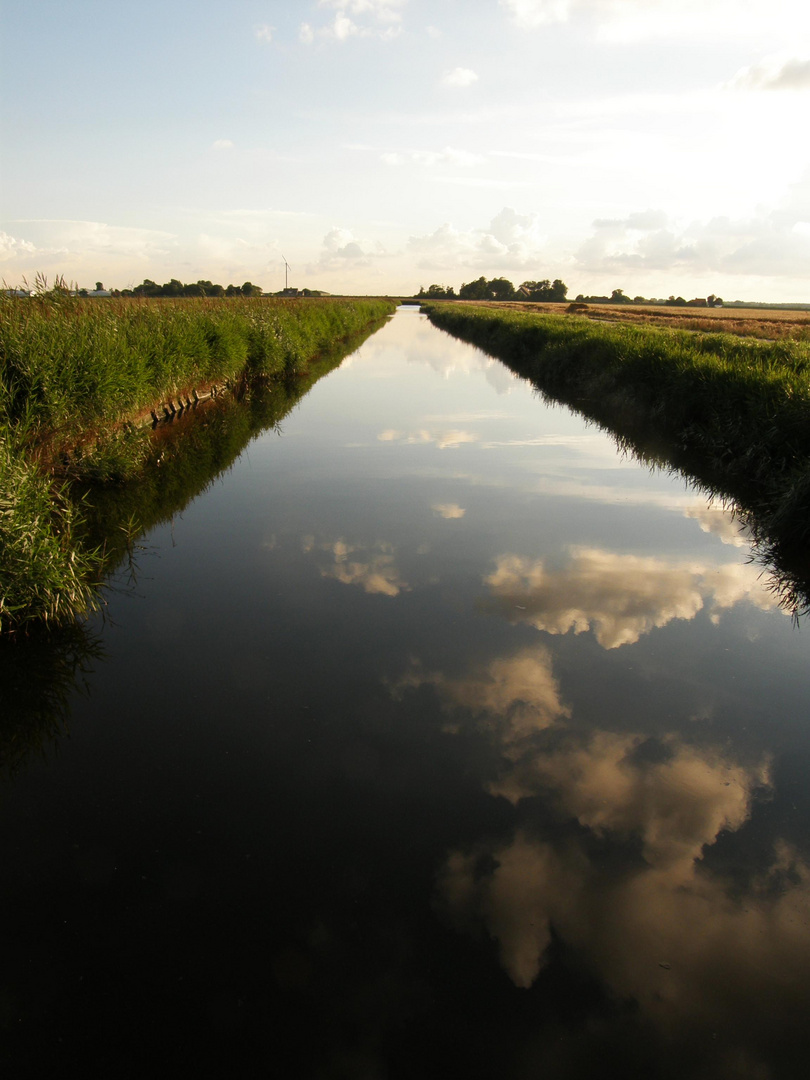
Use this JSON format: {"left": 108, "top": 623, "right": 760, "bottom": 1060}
{"left": 1, "top": 294, "right": 395, "bottom": 631}
{"left": 422, "top": 302, "right": 810, "bottom": 590}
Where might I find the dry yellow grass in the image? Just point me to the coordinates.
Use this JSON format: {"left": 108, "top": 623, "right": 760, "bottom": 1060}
{"left": 467, "top": 300, "right": 810, "bottom": 342}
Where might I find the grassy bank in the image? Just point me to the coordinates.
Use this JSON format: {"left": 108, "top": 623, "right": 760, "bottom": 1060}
{"left": 1, "top": 294, "right": 394, "bottom": 631}
{"left": 422, "top": 301, "right": 810, "bottom": 579}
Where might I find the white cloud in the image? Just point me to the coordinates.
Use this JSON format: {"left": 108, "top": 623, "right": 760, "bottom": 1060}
{"left": 485, "top": 548, "right": 777, "bottom": 649}
{"left": 574, "top": 182, "right": 810, "bottom": 278}
{"left": 382, "top": 146, "right": 484, "bottom": 169}
{"left": 211, "top": 139, "right": 234, "bottom": 151}
{"left": 442, "top": 67, "right": 479, "bottom": 88}
{"left": 255, "top": 24, "right": 274, "bottom": 43}
{"left": 500, "top": 0, "right": 810, "bottom": 45}
{"left": 407, "top": 207, "right": 548, "bottom": 273}
{"left": 390, "top": 645, "right": 570, "bottom": 741}
{"left": 309, "top": 537, "right": 409, "bottom": 597}
{"left": 2, "top": 219, "right": 176, "bottom": 263}
{"left": 431, "top": 503, "right": 466, "bottom": 519}
{"left": 318, "top": 0, "right": 406, "bottom": 21}
{"left": 728, "top": 53, "right": 810, "bottom": 92}
{"left": 0, "top": 230, "right": 37, "bottom": 263}
{"left": 304, "top": 0, "right": 406, "bottom": 42}
{"left": 376, "top": 428, "right": 479, "bottom": 449}
{"left": 500, "top": 0, "right": 572, "bottom": 27}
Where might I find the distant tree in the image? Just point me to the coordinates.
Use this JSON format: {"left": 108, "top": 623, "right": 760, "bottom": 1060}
{"left": 666, "top": 295, "right": 687, "bottom": 306}
{"left": 95, "top": 281, "right": 103, "bottom": 292}
{"left": 416, "top": 284, "right": 456, "bottom": 299}
{"left": 459, "top": 276, "right": 491, "bottom": 300}
{"left": 520, "top": 278, "right": 567, "bottom": 302}
{"left": 633, "top": 295, "right": 646, "bottom": 304}
{"left": 488, "top": 277, "right": 516, "bottom": 301}
{"left": 241, "top": 281, "right": 262, "bottom": 296}
{"left": 133, "top": 279, "right": 161, "bottom": 297}
{"left": 610, "top": 289, "right": 631, "bottom": 304}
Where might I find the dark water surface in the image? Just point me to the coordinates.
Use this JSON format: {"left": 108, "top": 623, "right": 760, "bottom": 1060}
{"left": 2, "top": 308, "right": 810, "bottom": 1078}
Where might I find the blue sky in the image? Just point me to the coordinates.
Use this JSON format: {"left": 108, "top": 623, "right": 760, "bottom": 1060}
{"left": 2, "top": 0, "right": 809, "bottom": 298}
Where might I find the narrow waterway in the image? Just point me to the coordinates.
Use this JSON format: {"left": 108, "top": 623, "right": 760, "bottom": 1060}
{"left": 2, "top": 307, "right": 809, "bottom": 1078}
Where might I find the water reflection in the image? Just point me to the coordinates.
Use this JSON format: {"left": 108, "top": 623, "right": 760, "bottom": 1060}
{"left": 391, "top": 645, "right": 569, "bottom": 739}
{"left": 0, "top": 622, "right": 103, "bottom": 777}
{"left": 485, "top": 548, "right": 778, "bottom": 648}
{"left": 2, "top": 308, "right": 809, "bottom": 1076}
{"left": 305, "top": 535, "right": 410, "bottom": 597}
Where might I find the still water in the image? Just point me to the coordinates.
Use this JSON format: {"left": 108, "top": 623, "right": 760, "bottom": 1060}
{"left": 2, "top": 307, "right": 810, "bottom": 1077}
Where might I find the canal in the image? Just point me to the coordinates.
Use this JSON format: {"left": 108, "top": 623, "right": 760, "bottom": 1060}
{"left": 2, "top": 306, "right": 809, "bottom": 1077}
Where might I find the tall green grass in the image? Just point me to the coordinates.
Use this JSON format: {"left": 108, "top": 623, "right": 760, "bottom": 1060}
{"left": 0, "top": 293, "right": 395, "bottom": 631}
{"left": 423, "top": 302, "right": 810, "bottom": 566}
{"left": 1, "top": 292, "right": 393, "bottom": 437}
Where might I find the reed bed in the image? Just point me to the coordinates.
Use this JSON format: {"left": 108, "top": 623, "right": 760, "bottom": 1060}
{"left": 422, "top": 302, "right": 810, "bottom": 558}
{"left": 0, "top": 294, "right": 395, "bottom": 631}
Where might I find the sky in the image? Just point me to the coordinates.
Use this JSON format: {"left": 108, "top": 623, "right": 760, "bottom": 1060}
{"left": 1, "top": 0, "right": 809, "bottom": 300}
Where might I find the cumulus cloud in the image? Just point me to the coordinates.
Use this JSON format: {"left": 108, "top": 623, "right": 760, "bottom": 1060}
{"left": 490, "top": 730, "right": 771, "bottom": 864}
{"left": 436, "top": 720, "right": 776, "bottom": 994}
{"left": 302, "top": 0, "right": 406, "bottom": 42}
{"left": 684, "top": 504, "right": 752, "bottom": 548}
{"left": 390, "top": 645, "right": 570, "bottom": 742}
{"left": 319, "top": 0, "right": 406, "bottom": 19}
{"left": 574, "top": 186, "right": 810, "bottom": 277}
{"left": 442, "top": 67, "right": 479, "bottom": 88}
{"left": 308, "top": 537, "right": 409, "bottom": 597}
{"left": 1, "top": 219, "right": 176, "bottom": 264}
{"left": 435, "top": 813, "right": 810, "bottom": 1012}
{"left": 431, "top": 503, "right": 466, "bottom": 519}
{"left": 484, "top": 548, "right": 777, "bottom": 649}
{"left": 211, "top": 139, "right": 234, "bottom": 151}
{"left": 376, "top": 428, "right": 479, "bottom": 449}
{"left": 727, "top": 53, "right": 810, "bottom": 92}
{"left": 407, "top": 206, "right": 547, "bottom": 272}
{"left": 307, "top": 226, "right": 387, "bottom": 273}
{"left": 0, "top": 230, "right": 37, "bottom": 263}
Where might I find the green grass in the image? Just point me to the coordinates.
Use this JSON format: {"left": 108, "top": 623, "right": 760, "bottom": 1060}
{"left": 0, "top": 293, "right": 395, "bottom": 631}
{"left": 422, "top": 301, "right": 810, "bottom": 585}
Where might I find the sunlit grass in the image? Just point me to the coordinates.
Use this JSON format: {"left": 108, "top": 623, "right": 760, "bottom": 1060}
{"left": 0, "top": 292, "right": 395, "bottom": 631}
{"left": 423, "top": 301, "right": 810, "bottom": 556}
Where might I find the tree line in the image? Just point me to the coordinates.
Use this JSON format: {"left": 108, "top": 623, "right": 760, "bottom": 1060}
{"left": 126, "top": 278, "right": 264, "bottom": 298}
{"left": 574, "top": 289, "right": 724, "bottom": 307}
{"left": 414, "top": 277, "right": 568, "bottom": 302}
{"left": 414, "top": 279, "right": 725, "bottom": 308}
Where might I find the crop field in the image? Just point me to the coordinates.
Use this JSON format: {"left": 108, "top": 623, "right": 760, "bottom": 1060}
{"left": 467, "top": 300, "right": 810, "bottom": 342}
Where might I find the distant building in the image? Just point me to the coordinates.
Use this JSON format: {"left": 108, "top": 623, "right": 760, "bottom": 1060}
{"left": 686, "top": 298, "right": 708, "bottom": 307}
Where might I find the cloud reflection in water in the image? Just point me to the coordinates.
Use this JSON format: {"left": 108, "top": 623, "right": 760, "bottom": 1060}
{"left": 485, "top": 548, "right": 778, "bottom": 648}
